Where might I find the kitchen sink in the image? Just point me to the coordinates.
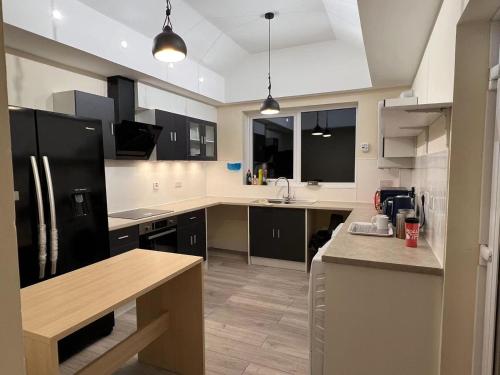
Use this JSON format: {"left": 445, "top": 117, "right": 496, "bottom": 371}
{"left": 251, "top": 198, "right": 317, "bottom": 205}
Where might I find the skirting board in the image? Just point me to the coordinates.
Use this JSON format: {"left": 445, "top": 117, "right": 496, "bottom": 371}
{"left": 250, "top": 256, "right": 305, "bottom": 271}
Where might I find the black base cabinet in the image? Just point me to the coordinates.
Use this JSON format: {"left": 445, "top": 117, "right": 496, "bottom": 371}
{"left": 177, "top": 210, "right": 206, "bottom": 259}
{"left": 249, "top": 207, "right": 305, "bottom": 262}
{"left": 109, "top": 226, "right": 139, "bottom": 256}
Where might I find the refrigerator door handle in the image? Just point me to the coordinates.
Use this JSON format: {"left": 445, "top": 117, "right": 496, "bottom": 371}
{"left": 42, "top": 156, "right": 59, "bottom": 275}
{"left": 30, "top": 156, "right": 47, "bottom": 279}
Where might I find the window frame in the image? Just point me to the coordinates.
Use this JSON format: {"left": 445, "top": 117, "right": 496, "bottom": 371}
{"left": 246, "top": 104, "right": 358, "bottom": 188}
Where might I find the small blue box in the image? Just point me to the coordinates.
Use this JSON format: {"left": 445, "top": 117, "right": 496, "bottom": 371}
{"left": 226, "top": 162, "right": 242, "bottom": 171}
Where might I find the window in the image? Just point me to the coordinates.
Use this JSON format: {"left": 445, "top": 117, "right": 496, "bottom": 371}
{"left": 301, "top": 108, "right": 356, "bottom": 183}
{"left": 252, "top": 116, "right": 294, "bottom": 179}
{"left": 249, "top": 107, "right": 356, "bottom": 184}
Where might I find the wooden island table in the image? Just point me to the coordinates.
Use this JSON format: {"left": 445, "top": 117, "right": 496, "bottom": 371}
{"left": 20, "top": 249, "right": 204, "bottom": 375}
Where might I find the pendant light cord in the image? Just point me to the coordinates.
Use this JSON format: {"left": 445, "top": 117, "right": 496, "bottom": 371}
{"left": 163, "top": 0, "right": 173, "bottom": 30}
{"left": 267, "top": 16, "right": 272, "bottom": 97}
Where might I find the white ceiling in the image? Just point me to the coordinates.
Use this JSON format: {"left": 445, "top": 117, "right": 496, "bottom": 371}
{"left": 77, "top": 0, "right": 249, "bottom": 73}
{"left": 182, "top": 0, "right": 336, "bottom": 53}
{"left": 77, "top": 0, "right": 361, "bottom": 75}
{"left": 8, "top": 0, "right": 444, "bottom": 103}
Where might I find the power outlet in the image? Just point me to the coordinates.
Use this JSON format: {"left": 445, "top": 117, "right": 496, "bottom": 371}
{"left": 175, "top": 181, "right": 182, "bottom": 188}
{"left": 153, "top": 182, "right": 160, "bottom": 191}
{"left": 361, "top": 143, "right": 369, "bottom": 153}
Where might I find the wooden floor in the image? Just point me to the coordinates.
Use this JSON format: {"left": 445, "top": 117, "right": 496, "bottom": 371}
{"left": 61, "top": 249, "right": 310, "bottom": 375}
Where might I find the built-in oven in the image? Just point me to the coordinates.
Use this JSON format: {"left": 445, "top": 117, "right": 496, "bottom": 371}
{"left": 139, "top": 217, "right": 177, "bottom": 253}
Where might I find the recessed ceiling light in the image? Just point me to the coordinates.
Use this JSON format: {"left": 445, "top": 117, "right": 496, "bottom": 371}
{"left": 120, "top": 40, "right": 128, "bottom": 48}
{"left": 199, "top": 77, "right": 204, "bottom": 83}
{"left": 52, "top": 9, "right": 63, "bottom": 20}
{"left": 168, "top": 63, "right": 174, "bottom": 68}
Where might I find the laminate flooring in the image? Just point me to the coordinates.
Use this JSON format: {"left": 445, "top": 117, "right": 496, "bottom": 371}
{"left": 60, "top": 249, "right": 310, "bottom": 375}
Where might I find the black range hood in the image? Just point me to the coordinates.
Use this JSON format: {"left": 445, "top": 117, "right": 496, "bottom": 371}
{"left": 108, "top": 76, "right": 162, "bottom": 160}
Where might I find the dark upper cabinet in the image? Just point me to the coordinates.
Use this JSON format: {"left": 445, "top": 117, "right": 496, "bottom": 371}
{"left": 249, "top": 207, "right": 305, "bottom": 262}
{"left": 154, "top": 110, "right": 188, "bottom": 160}
{"left": 177, "top": 210, "right": 206, "bottom": 259}
{"left": 53, "top": 90, "right": 116, "bottom": 159}
{"left": 187, "top": 117, "right": 217, "bottom": 161}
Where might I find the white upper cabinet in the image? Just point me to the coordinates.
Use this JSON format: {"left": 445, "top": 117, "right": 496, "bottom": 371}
{"left": 2, "top": 0, "right": 225, "bottom": 104}
{"left": 377, "top": 99, "right": 452, "bottom": 168}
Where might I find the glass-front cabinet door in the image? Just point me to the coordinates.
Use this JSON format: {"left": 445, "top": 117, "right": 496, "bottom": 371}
{"left": 204, "top": 122, "right": 217, "bottom": 160}
{"left": 188, "top": 119, "right": 202, "bottom": 159}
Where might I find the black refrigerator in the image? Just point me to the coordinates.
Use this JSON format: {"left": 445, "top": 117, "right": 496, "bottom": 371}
{"left": 10, "top": 108, "right": 114, "bottom": 360}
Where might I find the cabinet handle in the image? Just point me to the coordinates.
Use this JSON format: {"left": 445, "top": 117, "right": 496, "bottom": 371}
{"left": 189, "top": 216, "right": 197, "bottom": 220}
{"left": 277, "top": 229, "right": 280, "bottom": 239}
{"left": 118, "top": 235, "right": 129, "bottom": 240}
{"left": 272, "top": 229, "right": 275, "bottom": 238}
{"left": 170, "top": 132, "right": 173, "bottom": 141}
{"left": 111, "top": 123, "right": 115, "bottom": 135}
{"left": 174, "top": 132, "right": 177, "bottom": 142}
{"left": 194, "top": 234, "right": 197, "bottom": 244}
{"left": 190, "top": 235, "right": 193, "bottom": 246}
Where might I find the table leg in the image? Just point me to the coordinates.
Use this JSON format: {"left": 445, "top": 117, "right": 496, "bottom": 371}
{"left": 137, "top": 262, "right": 204, "bottom": 374}
{"left": 24, "top": 336, "right": 59, "bottom": 375}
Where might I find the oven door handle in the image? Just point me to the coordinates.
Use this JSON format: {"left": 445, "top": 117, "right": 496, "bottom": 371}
{"left": 146, "top": 228, "right": 176, "bottom": 241}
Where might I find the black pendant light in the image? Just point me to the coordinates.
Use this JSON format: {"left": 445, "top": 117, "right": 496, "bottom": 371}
{"left": 260, "top": 12, "right": 280, "bottom": 115}
{"left": 312, "top": 112, "right": 323, "bottom": 136}
{"left": 323, "top": 111, "right": 332, "bottom": 138}
{"left": 152, "top": 0, "right": 187, "bottom": 63}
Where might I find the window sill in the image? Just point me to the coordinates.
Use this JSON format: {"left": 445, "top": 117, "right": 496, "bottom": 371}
{"left": 247, "top": 180, "right": 356, "bottom": 189}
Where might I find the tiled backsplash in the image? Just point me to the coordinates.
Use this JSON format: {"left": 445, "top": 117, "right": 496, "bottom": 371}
{"left": 412, "top": 150, "right": 449, "bottom": 266}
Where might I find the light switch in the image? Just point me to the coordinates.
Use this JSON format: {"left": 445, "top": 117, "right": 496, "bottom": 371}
{"left": 361, "top": 143, "right": 369, "bottom": 152}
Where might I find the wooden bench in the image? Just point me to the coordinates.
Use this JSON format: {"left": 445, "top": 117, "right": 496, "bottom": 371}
{"left": 20, "top": 249, "right": 204, "bottom": 375}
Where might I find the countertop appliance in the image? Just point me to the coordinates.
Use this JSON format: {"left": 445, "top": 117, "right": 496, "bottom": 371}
{"left": 10, "top": 108, "right": 113, "bottom": 360}
{"left": 109, "top": 208, "right": 174, "bottom": 220}
{"left": 383, "top": 195, "right": 414, "bottom": 226}
{"left": 139, "top": 217, "right": 178, "bottom": 253}
{"left": 108, "top": 76, "right": 162, "bottom": 159}
{"left": 374, "top": 187, "right": 413, "bottom": 211}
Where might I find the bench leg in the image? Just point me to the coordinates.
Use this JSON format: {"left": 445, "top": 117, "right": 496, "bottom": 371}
{"left": 24, "top": 336, "right": 59, "bottom": 375}
{"left": 137, "top": 262, "right": 204, "bottom": 374}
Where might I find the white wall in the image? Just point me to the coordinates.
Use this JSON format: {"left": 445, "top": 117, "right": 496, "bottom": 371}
{"left": 225, "top": 40, "right": 372, "bottom": 103}
{"left": 5, "top": 52, "right": 213, "bottom": 213}
{"left": 412, "top": 0, "right": 467, "bottom": 104}
{"left": 209, "top": 86, "right": 413, "bottom": 203}
{"left": 105, "top": 160, "right": 206, "bottom": 213}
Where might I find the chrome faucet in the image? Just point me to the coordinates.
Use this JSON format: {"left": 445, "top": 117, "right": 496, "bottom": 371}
{"left": 275, "top": 177, "right": 291, "bottom": 203}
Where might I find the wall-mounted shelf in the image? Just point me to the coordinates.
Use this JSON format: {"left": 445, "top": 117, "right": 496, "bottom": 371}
{"left": 381, "top": 102, "right": 452, "bottom": 138}
{"left": 378, "top": 100, "right": 452, "bottom": 169}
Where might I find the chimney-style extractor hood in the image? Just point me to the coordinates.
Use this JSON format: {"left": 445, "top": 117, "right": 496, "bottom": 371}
{"left": 107, "top": 76, "right": 162, "bottom": 160}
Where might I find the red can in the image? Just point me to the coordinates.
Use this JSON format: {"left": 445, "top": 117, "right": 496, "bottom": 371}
{"left": 405, "top": 217, "right": 420, "bottom": 248}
